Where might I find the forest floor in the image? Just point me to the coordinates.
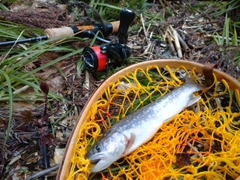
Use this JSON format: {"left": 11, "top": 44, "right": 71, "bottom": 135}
{"left": 0, "top": 0, "right": 239, "bottom": 179}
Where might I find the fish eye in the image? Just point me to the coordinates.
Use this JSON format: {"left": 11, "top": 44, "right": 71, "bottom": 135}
{"left": 95, "top": 144, "right": 101, "bottom": 152}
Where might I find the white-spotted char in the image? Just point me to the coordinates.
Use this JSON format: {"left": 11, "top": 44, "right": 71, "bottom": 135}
{"left": 86, "top": 76, "right": 205, "bottom": 172}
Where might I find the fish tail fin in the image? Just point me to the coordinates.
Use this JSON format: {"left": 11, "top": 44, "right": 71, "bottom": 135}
{"left": 185, "top": 75, "right": 207, "bottom": 91}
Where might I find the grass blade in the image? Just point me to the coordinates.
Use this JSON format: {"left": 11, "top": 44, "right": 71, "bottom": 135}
{"left": 0, "top": 70, "right": 13, "bottom": 147}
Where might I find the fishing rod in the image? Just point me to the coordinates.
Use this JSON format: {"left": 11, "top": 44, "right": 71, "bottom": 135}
{"left": 0, "top": 8, "right": 136, "bottom": 74}
{"left": 0, "top": 21, "right": 120, "bottom": 46}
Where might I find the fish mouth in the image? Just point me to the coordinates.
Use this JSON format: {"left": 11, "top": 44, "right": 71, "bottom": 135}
{"left": 90, "top": 158, "right": 113, "bottom": 173}
{"left": 88, "top": 153, "right": 107, "bottom": 164}
{"left": 87, "top": 152, "right": 114, "bottom": 172}
{"left": 90, "top": 158, "right": 100, "bottom": 164}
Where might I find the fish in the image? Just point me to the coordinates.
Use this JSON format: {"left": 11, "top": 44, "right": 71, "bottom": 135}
{"left": 86, "top": 76, "right": 205, "bottom": 173}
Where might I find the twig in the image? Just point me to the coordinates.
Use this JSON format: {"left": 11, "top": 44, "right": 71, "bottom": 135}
{"left": 26, "top": 164, "right": 60, "bottom": 180}
{"left": 149, "top": 31, "right": 153, "bottom": 39}
{"left": 146, "top": 23, "right": 152, "bottom": 38}
{"left": 137, "top": 26, "right": 143, "bottom": 37}
{"left": 144, "top": 41, "right": 152, "bottom": 54}
{"left": 187, "top": 142, "right": 203, "bottom": 157}
{"left": 165, "top": 32, "right": 177, "bottom": 56}
{"left": 170, "top": 26, "right": 182, "bottom": 58}
{"left": 83, "top": 71, "right": 90, "bottom": 97}
{"left": 13, "top": 85, "right": 30, "bottom": 94}
{"left": 177, "top": 32, "right": 190, "bottom": 52}
{"left": 140, "top": 13, "right": 148, "bottom": 39}
{"left": 140, "top": 13, "right": 151, "bottom": 45}
{"left": 139, "top": 14, "right": 152, "bottom": 56}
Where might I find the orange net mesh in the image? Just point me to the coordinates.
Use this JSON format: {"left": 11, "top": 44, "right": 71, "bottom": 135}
{"left": 67, "top": 65, "right": 240, "bottom": 180}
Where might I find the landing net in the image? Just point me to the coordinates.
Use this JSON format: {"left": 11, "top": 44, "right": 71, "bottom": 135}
{"left": 68, "top": 65, "right": 240, "bottom": 180}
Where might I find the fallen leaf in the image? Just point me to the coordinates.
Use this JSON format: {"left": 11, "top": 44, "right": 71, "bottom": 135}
{"left": 175, "top": 153, "right": 191, "bottom": 168}
{"left": 53, "top": 148, "right": 65, "bottom": 164}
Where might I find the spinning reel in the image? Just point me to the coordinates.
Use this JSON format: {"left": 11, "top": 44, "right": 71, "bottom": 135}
{"left": 82, "top": 8, "right": 135, "bottom": 73}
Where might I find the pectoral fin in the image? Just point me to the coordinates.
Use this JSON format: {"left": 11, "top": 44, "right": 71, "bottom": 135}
{"left": 187, "top": 95, "right": 201, "bottom": 107}
{"left": 123, "top": 133, "right": 136, "bottom": 155}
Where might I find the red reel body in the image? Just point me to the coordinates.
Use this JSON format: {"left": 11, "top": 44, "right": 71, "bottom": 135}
{"left": 82, "top": 46, "right": 107, "bottom": 72}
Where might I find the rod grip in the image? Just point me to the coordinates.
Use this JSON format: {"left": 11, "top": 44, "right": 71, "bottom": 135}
{"left": 109, "top": 21, "right": 120, "bottom": 33}
{"left": 44, "top": 21, "right": 120, "bottom": 39}
{"left": 44, "top": 27, "right": 74, "bottom": 39}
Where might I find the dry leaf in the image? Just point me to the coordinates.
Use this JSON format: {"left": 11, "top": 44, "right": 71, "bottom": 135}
{"left": 53, "top": 148, "right": 65, "bottom": 164}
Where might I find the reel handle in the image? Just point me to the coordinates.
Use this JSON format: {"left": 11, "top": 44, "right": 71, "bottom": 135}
{"left": 118, "top": 8, "right": 135, "bottom": 44}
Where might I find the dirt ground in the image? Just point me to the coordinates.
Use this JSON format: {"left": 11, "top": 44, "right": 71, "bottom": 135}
{"left": 0, "top": 0, "right": 239, "bottom": 179}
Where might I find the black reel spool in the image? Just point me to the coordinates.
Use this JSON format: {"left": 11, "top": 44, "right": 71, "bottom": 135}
{"left": 82, "top": 8, "right": 135, "bottom": 73}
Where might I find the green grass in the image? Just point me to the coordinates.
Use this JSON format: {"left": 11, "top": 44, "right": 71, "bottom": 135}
{"left": 211, "top": 14, "right": 240, "bottom": 65}
{"left": 213, "top": 14, "right": 239, "bottom": 46}
{"left": 0, "top": 20, "right": 85, "bottom": 145}
{"left": 0, "top": 70, "right": 13, "bottom": 147}
{"left": 0, "top": 39, "right": 83, "bottom": 100}
{"left": 212, "top": 0, "right": 240, "bottom": 17}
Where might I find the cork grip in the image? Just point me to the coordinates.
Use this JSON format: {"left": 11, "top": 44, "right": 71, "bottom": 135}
{"left": 44, "top": 21, "right": 120, "bottom": 39}
{"left": 110, "top": 21, "right": 120, "bottom": 33}
{"left": 44, "top": 27, "right": 74, "bottom": 39}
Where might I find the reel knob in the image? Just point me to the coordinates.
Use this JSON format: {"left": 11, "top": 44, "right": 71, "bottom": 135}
{"left": 118, "top": 8, "right": 136, "bottom": 44}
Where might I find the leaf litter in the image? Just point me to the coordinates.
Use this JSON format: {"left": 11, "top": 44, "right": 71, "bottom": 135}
{"left": 0, "top": 0, "right": 240, "bottom": 179}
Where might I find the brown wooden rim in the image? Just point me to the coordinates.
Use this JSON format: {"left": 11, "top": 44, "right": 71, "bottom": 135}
{"left": 57, "top": 59, "right": 240, "bottom": 180}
